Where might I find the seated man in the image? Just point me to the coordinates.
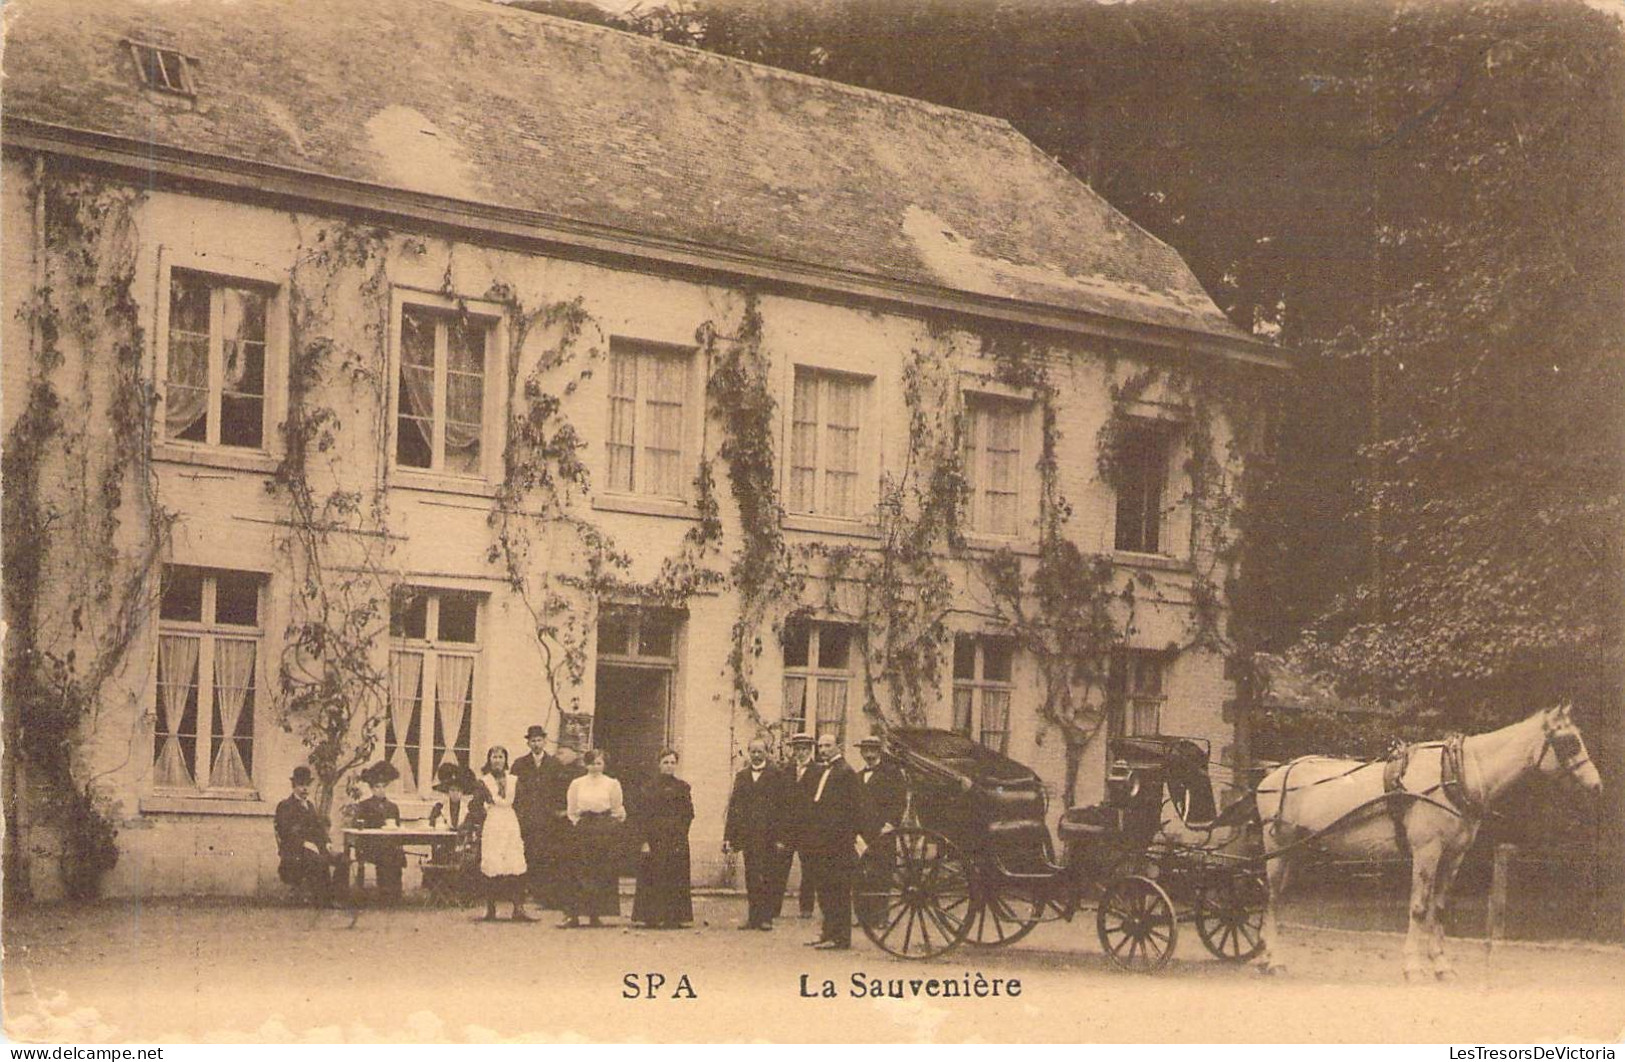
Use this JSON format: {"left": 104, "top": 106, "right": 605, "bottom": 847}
{"left": 274, "top": 766, "right": 345, "bottom": 906}
{"left": 352, "top": 760, "right": 406, "bottom": 904}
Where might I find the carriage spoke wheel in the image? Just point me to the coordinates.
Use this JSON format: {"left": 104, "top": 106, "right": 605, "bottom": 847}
{"left": 855, "top": 828, "right": 972, "bottom": 961}
{"left": 1096, "top": 874, "right": 1178, "bottom": 973}
{"left": 965, "top": 880, "right": 1044, "bottom": 948}
{"left": 1195, "top": 871, "right": 1266, "bottom": 963}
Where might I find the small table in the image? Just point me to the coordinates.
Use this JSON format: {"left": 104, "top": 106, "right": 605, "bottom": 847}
{"left": 343, "top": 827, "right": 457, "bottom": 891}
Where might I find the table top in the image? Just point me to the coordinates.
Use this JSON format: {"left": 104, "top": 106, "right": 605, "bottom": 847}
{"left": 343, "top": 827, "right": 456, "bottom": 840}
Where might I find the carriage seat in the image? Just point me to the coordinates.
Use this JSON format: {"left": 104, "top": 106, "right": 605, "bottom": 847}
{"left": 1057, "top": 803, "right": 1122, "bottom": 842}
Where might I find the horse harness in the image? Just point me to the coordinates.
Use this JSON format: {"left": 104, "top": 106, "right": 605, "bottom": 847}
{"left": 1382, "top": 734, "right": 1477, "bottom": 856}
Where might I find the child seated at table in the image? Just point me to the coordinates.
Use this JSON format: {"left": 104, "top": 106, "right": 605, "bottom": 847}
{"left": 352, "top": 761, "right": 406, "bottom": 904}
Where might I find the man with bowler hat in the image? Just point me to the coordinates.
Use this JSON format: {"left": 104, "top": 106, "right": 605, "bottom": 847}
{"left": 274, "top": 766, "right": 344, "bottom": 905}
{"left": 856, "top": 735, "right": 906, "bottom": 837}
{"left": 724, "top": 736, "right": 789, "bottom": 930}
{"left": 512, "top": 724, "right": 570, "bottom": 910}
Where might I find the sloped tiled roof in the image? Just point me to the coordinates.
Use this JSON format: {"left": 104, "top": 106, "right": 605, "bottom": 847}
{"left": 2, "top": 0, "right": 1255, "bottom": 345}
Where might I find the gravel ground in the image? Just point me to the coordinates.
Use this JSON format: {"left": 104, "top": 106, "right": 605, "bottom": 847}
{"left": 4, "top": 894, "right": 1623, "bottom": 1043}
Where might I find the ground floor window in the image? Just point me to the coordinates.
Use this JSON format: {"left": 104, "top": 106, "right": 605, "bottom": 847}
{"left": 388, "top": 588, "right": 482, "bottom": 794}
{"left": 782, "top": 619, "right": 856, "bottom": 743}
{"left": 154, "top": 565, "right": 264, "bottom": 793}
{"left": 952, "top": 635, "right": 1014, "bottom": 754}
{"left": 1108, "top": 649, "right": 1167, "bottom": 738}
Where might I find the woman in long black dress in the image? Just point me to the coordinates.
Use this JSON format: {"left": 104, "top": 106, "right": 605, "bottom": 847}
{"left": 632, "top": 748, "right": 694, "bottom": 929}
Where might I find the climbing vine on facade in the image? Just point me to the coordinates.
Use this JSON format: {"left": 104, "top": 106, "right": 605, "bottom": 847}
{"left": 2, "top": 165, "right": 170, "bottom": 898}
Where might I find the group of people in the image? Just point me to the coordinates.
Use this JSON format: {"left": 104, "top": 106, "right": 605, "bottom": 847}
{"left": 274, "top": 725, "right": 904, "bottom": 948}
{"left": 273, "top": 723, "right": 695, "bottom": 929}
{"left": 724, "top": 731, "right": 905, "bottom": 950}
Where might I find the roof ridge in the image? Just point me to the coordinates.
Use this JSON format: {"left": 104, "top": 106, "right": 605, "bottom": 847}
{"left": 463, "top": 0, "right": 1013, "bottom": 131}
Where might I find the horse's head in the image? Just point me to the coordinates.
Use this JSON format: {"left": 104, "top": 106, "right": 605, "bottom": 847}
{"left": 1541, "top": 703, "right": 1602, "bottom": 793}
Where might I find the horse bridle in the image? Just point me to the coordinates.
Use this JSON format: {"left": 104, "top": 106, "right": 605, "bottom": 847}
{"left": 1537, "top": 721, "right": 1595, "bottom": 784}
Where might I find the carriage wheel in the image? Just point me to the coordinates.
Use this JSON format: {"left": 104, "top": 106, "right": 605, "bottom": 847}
{"left": 1096, "top": 874, "right": 1179, "bottom": 973}
{"left": 1194, "top": 871, "right": 1266, "bottom": 963}
{"left": 855, "top": 828, "right": 973, "bottom": 961}
{"left": 965, "top": 881, "right": 1044, "bottom": 948}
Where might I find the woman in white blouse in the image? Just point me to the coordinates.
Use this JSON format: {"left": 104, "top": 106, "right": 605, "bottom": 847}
{"left": 563, "top": 748, "right": 626, "bottom": 928}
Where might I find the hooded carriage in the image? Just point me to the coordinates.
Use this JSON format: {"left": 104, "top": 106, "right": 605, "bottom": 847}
{"left": 855, "top": 728, "right": 1266, "bottom": 971}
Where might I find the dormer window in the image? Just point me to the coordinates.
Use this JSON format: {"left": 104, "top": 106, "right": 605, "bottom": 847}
{"left": 127, "top": 41, "right": 195, "bottom": 97}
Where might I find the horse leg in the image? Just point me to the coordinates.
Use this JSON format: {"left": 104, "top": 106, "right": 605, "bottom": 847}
{"left": 1258, "top": 850, "right": 1292, "bottom": 976}
{"left": 1403, "top": 842, "right": 1441, "bottom": 984}
{"left": 1429, "top": 842, "right": 1469, "bottom": 982}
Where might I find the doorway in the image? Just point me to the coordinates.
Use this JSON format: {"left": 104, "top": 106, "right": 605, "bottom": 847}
{"left": 593, "top": 606, "right": 681, "bottom": 875}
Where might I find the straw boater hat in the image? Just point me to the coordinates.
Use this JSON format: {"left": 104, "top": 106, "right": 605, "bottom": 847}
{"left": 788, "top": 731, "right": 816, "bottom": 746}
{"left": 857, "top": 736, "right": 883, "bottom": 750}
{"left": 359, "top": 761, "right": 400, "bottom": 787}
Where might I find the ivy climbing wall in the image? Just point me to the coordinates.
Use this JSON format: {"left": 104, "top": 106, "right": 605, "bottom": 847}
{"left": 1, "top": 154, "right": 1273, "bottom": 897}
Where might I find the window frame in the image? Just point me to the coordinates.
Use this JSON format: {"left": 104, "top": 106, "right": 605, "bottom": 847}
{"left": 126, "top": 40, "right": 197, "bottom": 97}
{"left": 960, "top": 385, "right": 1040, "bottom": 544}
{"left": 151, "top": 564, "right": 267, "bottom": 799}
{"left": 1112, "top": 418, "right": 1179, "bottom": 557}
{"left": 786, "top": 366, "right": 875, "bottom": 523}
{"left": 1108, "top": 649, "right": 1168, "bottom": 739}
{"left": 951, "top": 634, "right": 1016, "bottom": 755}
{"left": 781, "top": 620, "right": 858, "bottom": 744}
{"left": 600, "top": 338, "right": 701, "bottom": 504}
{"left": 152, "top": 248, "right": 288, "bottom": 472}
{"left": 388, "top": 289, "right": 508, "bottom": 491}
{"left": 387, "top": 586, "right": 486, "bottom": 799}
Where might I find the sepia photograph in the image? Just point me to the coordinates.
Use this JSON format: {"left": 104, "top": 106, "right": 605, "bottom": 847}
{"left": 1, "top": 0, "right": 1622, "bottom": 1045}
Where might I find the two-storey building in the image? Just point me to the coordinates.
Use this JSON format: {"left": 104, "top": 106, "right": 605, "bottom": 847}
{"left": 1, "top": 0, "right": 1284, "bottom": 898}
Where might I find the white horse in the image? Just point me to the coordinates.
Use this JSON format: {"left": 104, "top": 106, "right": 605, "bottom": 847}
{"left": 1253, "top": 704, "right": 1601, "bottom": 981}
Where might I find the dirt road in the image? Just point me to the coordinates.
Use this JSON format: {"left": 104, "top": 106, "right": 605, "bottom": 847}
{"left": 4, "top": 896, "right": 1622, "bottom": 1043}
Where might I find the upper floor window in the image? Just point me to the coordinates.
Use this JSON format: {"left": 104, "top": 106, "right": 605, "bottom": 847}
{"left": 1114, "top": 422, "right": 1173, "bottom": 554}
{"left": 789, "top": 368, "right": 870, "bottom": 520}
{"left": 952, "top": 635, "right": 1014, "bottom": 754}
{"left": 962, "top": 394, "right": 1030, "bottom": 538}
{"left": 163, "top": 270, "right": 271, "bottom": 450}
{"left": 394, "top": 304, "right": 495, "bottom": 477}
{"left": 606, "top": 341, "right": 695, "bottom": 499}
{"left": 154, "top": 565, "right": 264, "bottom": 793}
{"left": 388, "top": 588, "right": 483, "bottom": 794}
{"left": 782, "top": 619, "right": 856, "bottom": 743}
{"left": 1108, "top": 649, "right": 1166, "bottom": 738}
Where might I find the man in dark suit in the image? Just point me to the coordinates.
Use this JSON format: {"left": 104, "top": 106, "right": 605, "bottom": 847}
{"left": 805, "top": 732, "right": 862, "bottom": 950}
{"left": 511, "top": 724, "right": 570, "bottom": 910}
{"left": 724, "top": 737, "right": 789, "bottom": 930}
{"left": 778, "top": 731, "right": 821, "bottom": 920}
{"left": 855, "top": 735, "right": 906, "bottom": 838}
{"left": 274, "top": 766, "right": 344, "bottom": 905}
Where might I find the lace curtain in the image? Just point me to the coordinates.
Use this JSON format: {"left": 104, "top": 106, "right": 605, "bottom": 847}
{"left": 435, "top": 654, "right": 474, "bottom": 770}
{"left": 389, "top": 651, "right": 425, "bottom": 786}
{"left": 209, "top": 639, "right": 256, "bottom": 789}
{"left": 156, "top": 635, "right": 199, "bottom": 786}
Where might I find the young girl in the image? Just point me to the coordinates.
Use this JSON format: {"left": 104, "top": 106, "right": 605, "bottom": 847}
{"left": 477, "top": 745, "right": 533, "bottom": 922}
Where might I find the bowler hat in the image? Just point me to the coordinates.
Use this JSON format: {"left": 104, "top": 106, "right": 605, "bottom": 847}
{"left": 290, "top": 765, "right": 315, "bottom": 786}
{"left": 525, "top": 725, "right": 548, "bottom": 740}
{"left": 788, "top": 731, "right": 816, "bottom": 745}
{"left": 359, "top": 761, "right": 400, "bottom": 787}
